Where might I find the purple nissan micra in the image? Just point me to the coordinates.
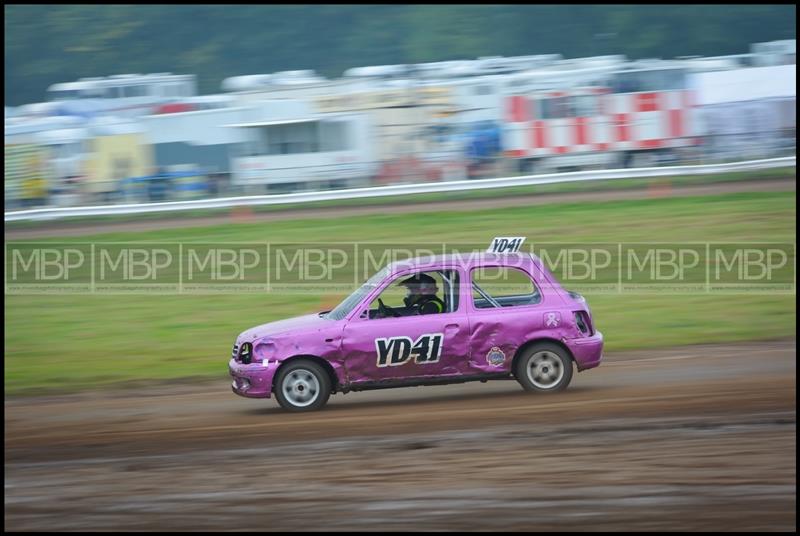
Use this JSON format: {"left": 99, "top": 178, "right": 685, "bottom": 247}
{"left": 230, "top": 240, "right": 603, "bottom": 412}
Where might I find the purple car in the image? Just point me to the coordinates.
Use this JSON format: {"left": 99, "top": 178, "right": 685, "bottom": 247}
{"left": 229, "top": 247, "right": 603, "bottom": 412}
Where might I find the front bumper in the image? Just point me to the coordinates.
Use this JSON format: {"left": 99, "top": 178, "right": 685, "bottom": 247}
{"left": 565, "top": 330, "right": 604, "bottom": 371}
{"left": 229, "top": 358, "right": 277, "bottom": 398}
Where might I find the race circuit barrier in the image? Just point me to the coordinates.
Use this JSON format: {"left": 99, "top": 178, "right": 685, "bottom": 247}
{"left": 4, "top": 156, "right": 795, "bottom": 222}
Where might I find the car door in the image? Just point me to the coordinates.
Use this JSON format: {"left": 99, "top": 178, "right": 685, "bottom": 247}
{"left": 466, "top": 265, "right": 553, "bottom": 374}
{"left": 341, "top": 268, "right": 470, "bottom": 385}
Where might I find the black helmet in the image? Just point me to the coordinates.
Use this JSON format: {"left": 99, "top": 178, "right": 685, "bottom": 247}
{"left": 400, "top": 273, "right": 437, "bottom": 287}
{"left": 400, "top": 273, "right": 438, "bottom": 296}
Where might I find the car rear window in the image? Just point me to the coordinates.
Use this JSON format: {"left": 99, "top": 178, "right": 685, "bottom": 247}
{"left": 471, "top": 266, "right": 541, "bottom": 309}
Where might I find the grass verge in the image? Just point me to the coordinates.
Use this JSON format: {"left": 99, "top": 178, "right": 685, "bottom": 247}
{"left": 4, "top": 190, "right": 796, "bottom": 396}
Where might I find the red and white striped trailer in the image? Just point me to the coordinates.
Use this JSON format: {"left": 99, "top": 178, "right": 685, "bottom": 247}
{"left": 503, "top": 85, "right": 700, "bottom": 172}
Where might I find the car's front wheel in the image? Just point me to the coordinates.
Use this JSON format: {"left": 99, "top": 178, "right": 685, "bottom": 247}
{"left": 514, "top": 342, "right": 573, "bottom": 393}
{"left": 274, "top": 359, "right": 331, "bottom": 412}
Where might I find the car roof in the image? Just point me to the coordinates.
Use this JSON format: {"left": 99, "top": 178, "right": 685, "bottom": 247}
{"left": 386, "top": 252, "right": 542, "bottom": 273}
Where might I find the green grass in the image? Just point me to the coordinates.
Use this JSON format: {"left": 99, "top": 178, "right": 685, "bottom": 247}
{"left": 4, "top": 191, "right": 796, "bottom": 396}
{"left": 5, "top": 166, "right": 794, "bottom": 230}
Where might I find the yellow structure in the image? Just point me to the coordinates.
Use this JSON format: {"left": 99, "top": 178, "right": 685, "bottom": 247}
{"left": 4, "top": 144, "right": 49, "bottom": 205}
{"left": 313, "top": 86, "right": 454, "bottom": 161}
{"left": 84, "top": 133, "right": 153, "bottom": 194}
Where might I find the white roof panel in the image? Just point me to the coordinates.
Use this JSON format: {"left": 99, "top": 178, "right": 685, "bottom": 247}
{"left": 691, "top": 64, "right": 796, "bottom": 105}
{"left": 224, "top": 118, "right": 318, "bottom": 128}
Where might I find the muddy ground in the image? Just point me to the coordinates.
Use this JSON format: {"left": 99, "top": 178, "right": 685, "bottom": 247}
{"left": 4, "top": 340, "right": 796, "bottom": 531}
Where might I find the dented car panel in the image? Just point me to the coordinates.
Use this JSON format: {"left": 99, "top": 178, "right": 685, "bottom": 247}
{"left": 466, "top": 262, "right": 565, "bottom": 375}
{"left": 230, "top": 313, "right": 347, "bottom": 398}
{"left": 341, "top": 264, "right": 472, "bottom": 386}
{"left": 230, "top": 252, "right": 603, "bottom": 401}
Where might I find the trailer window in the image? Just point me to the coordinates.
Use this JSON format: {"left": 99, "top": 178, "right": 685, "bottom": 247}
{"left": 135, "top": 85, "right": 148, "bottom": 97}
{"left": 265, "top": 122, "right": 319, "bottom": 155}
{"left": 612, "top": 68, "right": 687, "bottom": 93}
{"left": 48, "top": 89, "right": 80, "bottom": 101}
{"left": 541, "top": 97, "right": 573, "bottom": 119}
{"left": 320, "top": 121, "right": 350, "bottom": 152}
{"left": 572, "top": 95, "right": 597, "bottom": 117}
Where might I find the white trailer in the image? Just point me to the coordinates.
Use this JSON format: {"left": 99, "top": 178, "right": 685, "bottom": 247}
{"left": 226, "top": 112, "right": 375, "bottom": 191}
{"left": 690, "top": 63, "right": 796, "bottom": 160}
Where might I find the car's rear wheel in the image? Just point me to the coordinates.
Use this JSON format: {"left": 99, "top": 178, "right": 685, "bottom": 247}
{"left": 274, "top": 359, "right": 331, "bottom": 412}
{"left": 514, "top": 342, "right": 573, "bottom": 393}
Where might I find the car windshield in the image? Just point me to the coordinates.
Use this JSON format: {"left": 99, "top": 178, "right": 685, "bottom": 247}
{"left": 325, "top": 266, "right": 390, "bottom": 320}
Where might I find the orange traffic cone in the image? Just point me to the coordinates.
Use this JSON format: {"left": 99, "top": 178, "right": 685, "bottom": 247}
{"left": 648, "top": 179, "right": 673, "bottom": 198}
{"left": 231, "top": 205, "right": 254, "bottom": 222}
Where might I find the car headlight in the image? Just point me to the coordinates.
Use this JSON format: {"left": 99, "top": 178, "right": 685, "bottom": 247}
{"left": 239, "top": 342, "right": 253, "bottom": 364}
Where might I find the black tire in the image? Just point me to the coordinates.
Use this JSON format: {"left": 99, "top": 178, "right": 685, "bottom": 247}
{"left": 514, "top": 342, "right": 573, "bottom": 393}
{"left": 274, "top": 359, "right": 331, "bottom": 412}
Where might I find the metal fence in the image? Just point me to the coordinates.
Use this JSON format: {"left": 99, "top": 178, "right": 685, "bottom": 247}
{"left": 694, "top": 129, "right": 797, "bottom": 164}
{"left": 4, "top": 128, "right": 796, "bottom": 214}
{"left": 5, "top": 156, "right": 795, "bottom": 223}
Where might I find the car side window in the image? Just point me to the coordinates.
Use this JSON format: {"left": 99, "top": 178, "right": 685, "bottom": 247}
{"left": 367, "top": 270, "right": 459, "bottom": 319}
{"left": 471, "top": 266, "right": 541, "bottom": 309}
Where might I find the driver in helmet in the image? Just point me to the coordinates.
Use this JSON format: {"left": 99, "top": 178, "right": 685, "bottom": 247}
{"left": 400, "top": 273, "right": 446, "bottom": 315}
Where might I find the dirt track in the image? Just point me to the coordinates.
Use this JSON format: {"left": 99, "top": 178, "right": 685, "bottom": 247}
{"left": 5, "top": 177, "right": 795, "bottom": 240}
{"left": 4, "top": 340, "right": 796, "bottom": 531}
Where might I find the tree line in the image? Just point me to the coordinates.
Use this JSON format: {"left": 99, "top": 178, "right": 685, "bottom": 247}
{"left": 4, "top": 4, "right": 796, "bottom": 106}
